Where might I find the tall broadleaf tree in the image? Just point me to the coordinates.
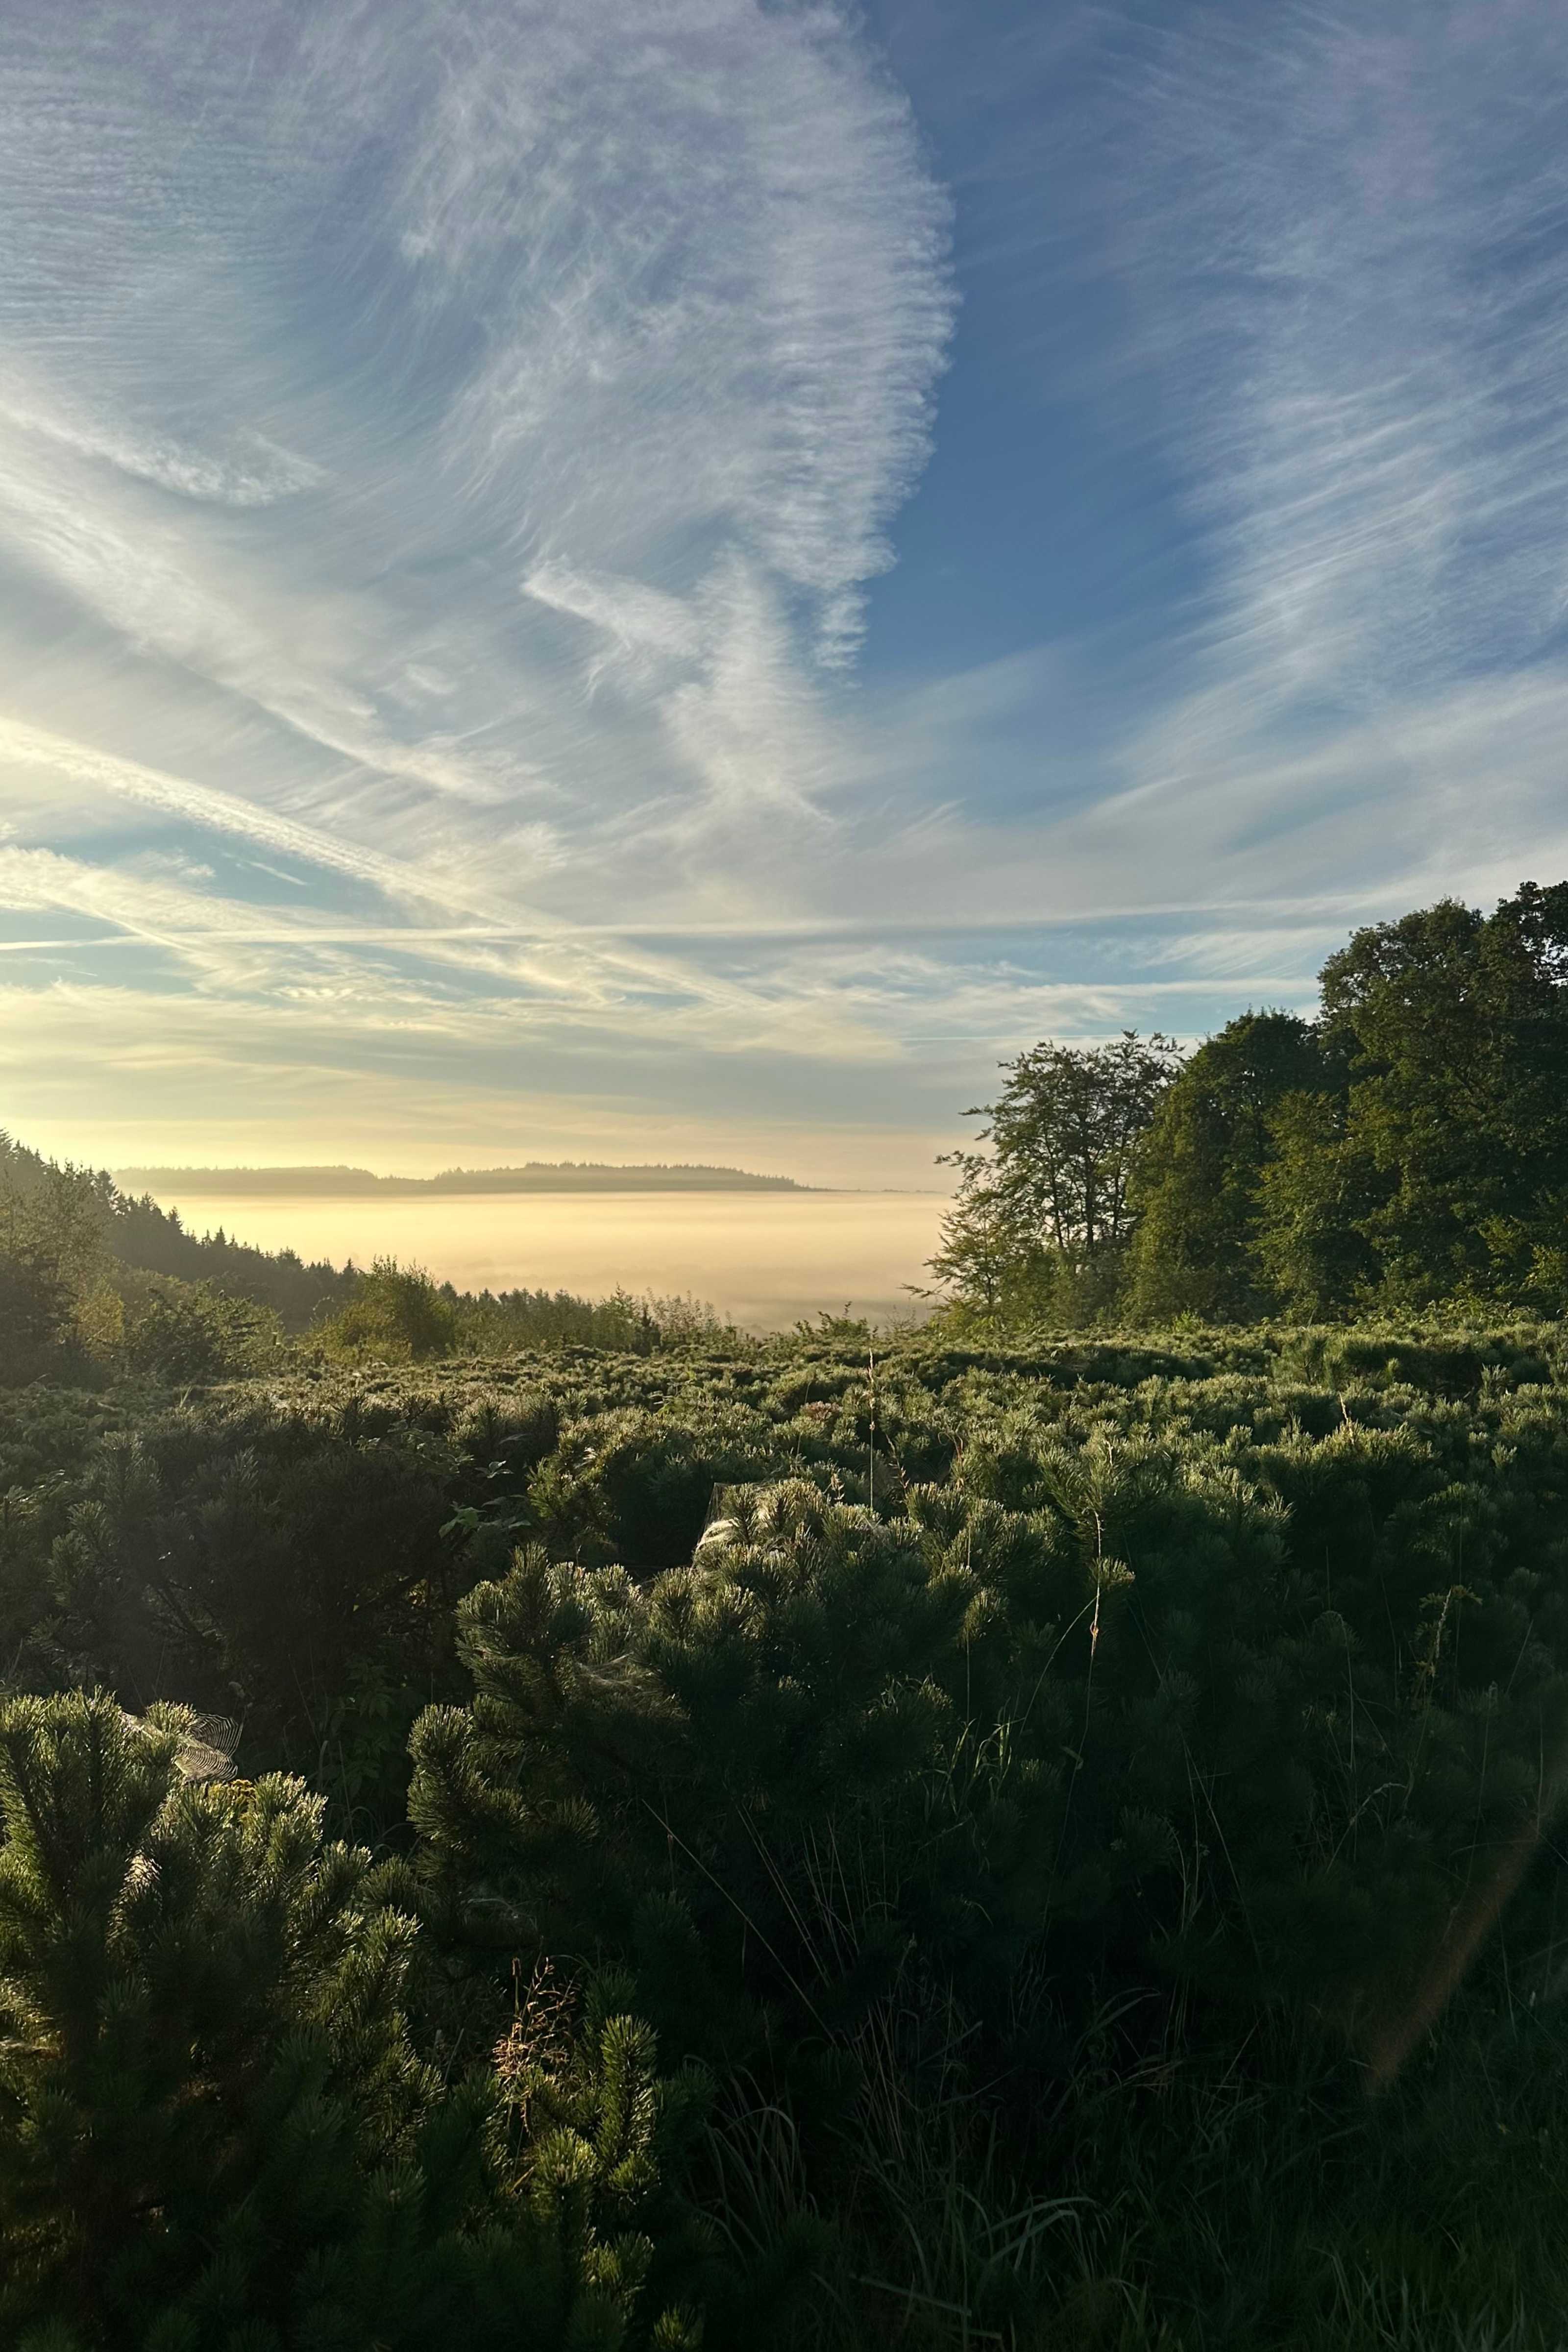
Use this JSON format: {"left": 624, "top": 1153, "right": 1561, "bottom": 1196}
{"left": 929, "top": 1032, "right": 1181, "bottom": 1323}
{"left": 1317, "top": 882, "right": 1568, "bottom": 1309}
{"left": 1127, "top": 1010, "right": 1345, "bottom": 1321}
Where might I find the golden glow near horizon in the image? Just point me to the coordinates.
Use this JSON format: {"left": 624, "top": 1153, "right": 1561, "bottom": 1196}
{"left": 108, "top": 1186, "right": 951, "bottom": 1332}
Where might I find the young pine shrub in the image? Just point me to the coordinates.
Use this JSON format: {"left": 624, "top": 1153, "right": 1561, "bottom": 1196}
{"left": 0, "top": 1691, "right": 716, "bottom": 2352}
{"left": 0, "top": 1691, "right": 440, "bottom": 2343}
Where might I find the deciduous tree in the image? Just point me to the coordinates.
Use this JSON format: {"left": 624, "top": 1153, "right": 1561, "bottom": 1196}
{"left": 930, "top": 1032, "right": 1180, "bottom": 1323}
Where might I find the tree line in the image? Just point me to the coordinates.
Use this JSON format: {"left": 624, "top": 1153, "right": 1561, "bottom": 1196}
{"left": 0, "top": 1129, "right": 353, "bottom": 1375}
{"left": 7, "top": 875, "right": 1567, "bottom": 1386}
{"left": 0, "top": 1133, "right": 733, "bottom": 1384}
{"left": 931, "top": 880, "right": 1568, "bottom": 1327}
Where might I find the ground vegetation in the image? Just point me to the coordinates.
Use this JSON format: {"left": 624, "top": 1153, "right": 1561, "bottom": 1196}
{"left": 3, "top": 1322, "right": 1568, "bottom": 2346}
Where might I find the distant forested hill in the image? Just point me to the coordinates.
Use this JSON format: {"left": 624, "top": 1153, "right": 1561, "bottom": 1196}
{"left": 115, "top": 1160, "right": 809, "bottom": 1195}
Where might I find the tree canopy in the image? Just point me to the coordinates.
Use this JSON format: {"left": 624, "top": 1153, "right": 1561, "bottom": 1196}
{"left": 929, "top": 1032, "right": 1180, "bottom": 1322}
{"left": 932, "top": 881, "right": 1568, "bottom": 1327}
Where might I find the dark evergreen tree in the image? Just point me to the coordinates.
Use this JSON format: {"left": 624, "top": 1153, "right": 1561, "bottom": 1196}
{"left": 0, "top": 1136, "right": 115, "bottom": 1381}
{"left": 0, "top": 1690, "right": 434, "bottom": 2342}
{"left": 0, "top": 1691, "right": 712, "bottom": 2352}
{"left": 109, "top": 1190, "right": 351, "bottom": 1330}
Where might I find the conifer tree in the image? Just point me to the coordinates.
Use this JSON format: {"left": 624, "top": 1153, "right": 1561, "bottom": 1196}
{"left": 0, "top": 1692, "right": 430, "bottom": 2340}
{"left": 0, "top": 1692, "right": 709, "bottom": 2352}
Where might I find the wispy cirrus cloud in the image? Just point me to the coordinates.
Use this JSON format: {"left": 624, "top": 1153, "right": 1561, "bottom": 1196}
{"left": 5, "top": 0, "right": 1568, "bottom": 1176}
{"left": 0, "top": 0, "right": 968, "bottom": 1165}
{"left": 1112, "top": 3, "right": 1568, "bottom": 708}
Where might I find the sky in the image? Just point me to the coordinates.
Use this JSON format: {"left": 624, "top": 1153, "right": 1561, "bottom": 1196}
{"left": 4, "top": 0, "right": 1568, "bottom": 1186}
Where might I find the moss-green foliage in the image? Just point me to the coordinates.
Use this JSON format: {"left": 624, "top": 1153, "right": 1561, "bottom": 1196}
{"left": 407, "top": 1347, "right": 1568, "bottom": 2058}
{"left": 5, "top": 1329, "right": 1568, "bottom": 2345}
{"left": 316, "top": 1256, "right": 462, "bottom": 1364}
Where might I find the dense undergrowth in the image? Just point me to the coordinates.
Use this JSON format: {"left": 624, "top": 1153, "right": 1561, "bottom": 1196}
{"left": 3, "top": 1321, "right": 1568, "bottom": 2346}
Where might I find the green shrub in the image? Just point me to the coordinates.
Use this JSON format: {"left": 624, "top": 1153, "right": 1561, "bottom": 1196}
{"left": 122, "top": 1275, "right": 285, "bottom": 1381}
{"left": 9, "top": 1327, "right": 1568, "bottom": 2346}
{"left": 0, "top": 1691, "right": 732, "bottom": 2352}
{"left": 317, "top": 1257, "right": 460, "bottom": 1363}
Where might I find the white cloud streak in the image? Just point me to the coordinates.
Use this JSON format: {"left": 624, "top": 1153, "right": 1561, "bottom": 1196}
{"left": 1114, "top": 3, "right": 1568, "bottom": 707}
{"left": 0, "top": 0, "right": 974, "bottom": 1155}
{"left": 0, "top": 720, "right": 460, "bottom": 911}
{"left": 4, "top": 0, "right": 1568, "bottom": 1173}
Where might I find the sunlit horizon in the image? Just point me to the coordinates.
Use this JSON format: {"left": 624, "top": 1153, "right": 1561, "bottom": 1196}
{"left": 101, "top": 1184, "right": 952, "bottom": 1333}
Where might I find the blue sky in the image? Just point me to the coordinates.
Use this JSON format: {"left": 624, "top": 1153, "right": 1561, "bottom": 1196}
{"left": 4, "top": 0, "right": 1568, "bottom": 1183}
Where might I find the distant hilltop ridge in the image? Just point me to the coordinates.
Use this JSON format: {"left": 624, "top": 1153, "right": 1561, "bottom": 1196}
{"left": 114, "top": 1161, "right": 812, "bottom": 1197}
